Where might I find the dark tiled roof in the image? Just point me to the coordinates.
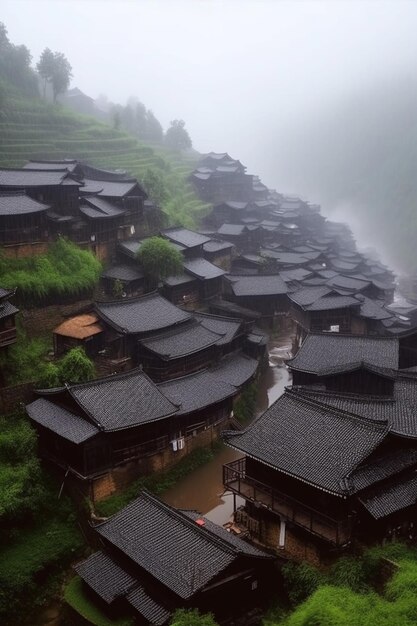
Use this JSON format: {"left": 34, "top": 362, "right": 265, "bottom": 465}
{"left": 0, "top": 194, "right": 49, "bottom": 215}
{"left": 306, "top": 295, "right": 360, "bottom": 311}
{"left": 217, "top": 224, "right": 246, "bottom": 236}
{"left": 327, "top": 275, "right": 370, "bottom": 292}
{"left": 183, "top": 257, "right": 225, "bottom": 279}
{"left": 163, "top": 273, "right": 196, "bottom": 287}
{"left": 158, "top": 368, "right": 236, "bottom": 415}
{"left": 139, "top": 320, "right": 222, "bottom": 359}
{"left": 357, "top": 296, "right": 393, "bottom": 321}
{"left": 280, "top": 268, "right": 313, "bottom": 282}
{"left": 194, "top": 312, "right": 241, "bottom": 345}
{"left": 350, "top": 448, "right": 417, "bottom": 492}
{"left": 0, "top": 169, "right": 79, "bottom": 188}
{"left": 330, "top": 258, "right": 360, "bottom": 272}
{"left": 69, "top": 368, "right": 179, "bottom": 431}
{"left": 96, "top": 490, "right": 268, "bottom": 599}
{"left": 95, "top": 292, "right": 191, "bottom": 333}
{"left": 82, "top": 178, "right": 141, "bottom": 198}
{"left": 26, "top": 398, "right": 98, "bottom": 443}
{"left": 210, "top": 298, "right": 262, "bottom": 319}
{"left": 126, "top": 585, "right": 170, "bottom": 625}
{"left": 23, "top": 159, "right": 77, "bottom": 172}
{"left": 224, "top": 391, "right": 387, "bottom": 495}
{"left": 289, "top": 286, "right": 333, "bottom": 307}
{"left": 210, "top": 352, "right": 258, "bottom": 387}
{"left": 359, "top": 470, "right": 417, "bottom": 519}
{"left": 75, "top": 551, "right": 136, "bottom": 603}
{"left": 0, "top": 300, "right": 19, "bottom": 319}
{"left": 101, "top": 264, "right": 144, "bottom": 282}
{"left": 294, "top": 380, "right": 417, "bottom": 438}
{"left": 118, "top": 239, "right": 144, "bottom": 259}
{"left": 288, "top": 333, "right": 399, "bottom": 374}
{"left": 161, "top": 227, "right": 210, "bottom": 248}
{"left": 227, "top": 274, "right": 287, "bottom": 297}
{"left": 203, "top": 239, "right": 234, "bottom": 253}
{"left": 261, "top": 250, "right": 308, "bottom": 265}
{"left": 80, "top": 196, "right": 125, "bottom": 219}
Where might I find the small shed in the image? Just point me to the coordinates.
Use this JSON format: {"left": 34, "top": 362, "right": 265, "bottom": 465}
{"left": 53, "top": 313, "right": 104, "bottom": 357}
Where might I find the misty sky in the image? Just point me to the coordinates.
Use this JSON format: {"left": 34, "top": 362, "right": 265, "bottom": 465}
{"left": 3, "top": 0, "right": 417, "bottom": 194}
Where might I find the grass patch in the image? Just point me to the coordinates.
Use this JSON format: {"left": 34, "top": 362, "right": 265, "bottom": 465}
{"left": 0, "top": 237, "right": 101, "bottom": 306}
{"left": 234, "top": 381, "right": 258, "bottom": 424}
{"left": 64, "top": 576, "right": 133, "bottom": 626}
{"left": 95, "top": 443, "right": 221, "bottom": 517}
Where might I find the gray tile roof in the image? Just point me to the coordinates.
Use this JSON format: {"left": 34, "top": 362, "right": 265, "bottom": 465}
{"left": 183, "top": 257, "right": 225, "bottom": 280}
{"left": 139, "top": 320, "right": 222, "bottom": 360}
{"left": 289, "top": 286, "right": 333, "bottom": 307}
{"left": 280, "top": 268, "right": 313, "bottom": 282}
{"left": 23, "top": 159, "right": 77, "bottom": 172}
{"left": 349, "top": 448, "right": 417, "bottom": 493}
{"left": 261, "top": 250, "right": 309, "bottom": 265}
{"left": 0, "top": 169, "right": 79, "bottom": 188}
{"left": 224, "top": 391, "right": 387, "bottom": 495}
{"left": 194, "top": 312, "right": 241, "bottom": 345}
{"left": 359, "top": 470, "right": 417, "bottom": 519}
{"left": 69, "top": 368, "right": 179, "bottom": 431}
{"left": 101, "top": 264, "right": 144, "bottom": 282}
{"left": 227, "top": 274, "right": 287, "bottom": 297}
{"left": 294, "top": 379, "right": 417, "bottom": 438}
{"left": 96, "top": 490, "right": 269, "bottom": 600}
{"left": 161, "top": 227, "right": 210, "bottom": 248}
{"left": 210, "top": 352, "right": 258, "bottom": 387}
{"left": 95, "top": 292, "right": 191, "bottom": 334}
{"left": 80, "top": 197, "right": 125, "bottom": 219}
{"left": 75, "top": 551, "right": 136, "bottom": 603}
{"left": 118, "top": 239, "right": 144, "bottom": 259}
{"left": 158, "top": 368, "right": 236, "bottom": 415}
{"left": 163, "top": 273, "right": 196, "bottom": 287}
{"left": 0, "top": 300, "right": 19, "bottom": 320}
{"left": 82, "top": 178, "right": 141, "bottom": 198}
{"left": 217, "top": 224, "right": 246, "bottom": 236}
{"left": 288, "top": 333, "right": 399, "bottom": 374}
{"left": 203, "top": 239, "right": 234, "bottom": 253}
{"left": 0, "top": 194, "right": 49, "bottom": 215}
{"left": 126, "top": 585, "right": 170, "bottom": 625}
{"left": 327, "top": 275, "right": 370, "bottom": 292}
{"left": 306, "top": 295, "right": 360, "bottom": 311}
{"left": 357, "top": 296, "right": 393, "bottom": 321}
{"left": 26, "top": 398, "right": 99, "bottom": 443}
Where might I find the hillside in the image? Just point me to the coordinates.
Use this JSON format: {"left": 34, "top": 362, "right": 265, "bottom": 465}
{"left": 268, "top": 73, "right": 417, "bottom": 274}
{"left": 0, "top": 80, "right": 210, "bottom": 227}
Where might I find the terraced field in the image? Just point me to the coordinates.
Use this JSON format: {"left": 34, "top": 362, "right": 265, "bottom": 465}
{"left": 0, "top": 84, "right": 211, "bottom": 226}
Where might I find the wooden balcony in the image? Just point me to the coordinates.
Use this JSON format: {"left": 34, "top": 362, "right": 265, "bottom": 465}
{"left": 0, "top": 327, "right": 17, "bottom": 348}
{"left": 223, "top": 458, "right": 353, "bottom": 546}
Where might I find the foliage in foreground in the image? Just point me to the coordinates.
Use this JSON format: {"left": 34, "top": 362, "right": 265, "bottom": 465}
{"left": 37, "top": 346, "right": 96, "bottom": 387}
{"left": 170, "top": 608, "right": 218, "bottom": 625}
{"left": 266, "top": 543, "right": 417, "bottom": 626}
{"left": 95, "top": 444, "right": 220, "bottom": 517}
{"left": 0, "top": 413, "right": 83, "bottom": 624}
{"left": 65, "top": 576, "right": 133, "bottom": 626}
{"left": 0, "top": 237, "right": 101, "bottom": 305}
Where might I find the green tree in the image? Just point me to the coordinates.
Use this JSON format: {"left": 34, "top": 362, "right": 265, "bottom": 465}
{"left": 57, "top": 347, "right": 95, "bottom": 384}
{"left": 164, "top": 119, "right": 192, "bottom": 151}
{"left": 50, "top": 51, "right": 72, "bottom": 103}
{"left": 142, "top": 168, "right": 168, "bottom": 207}
{"left": 138, "top": 236, "right": 183, "bottom": 281}
{"left": 170, "top": 608, "right": 218, "bottom": 626}
{"left": 36, "top": 47, "right": 55, "bottom": 98}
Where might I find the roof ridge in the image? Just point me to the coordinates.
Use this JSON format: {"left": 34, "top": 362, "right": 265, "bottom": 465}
{"left": 287, "top": 387, "right": 389, "bottom": 430}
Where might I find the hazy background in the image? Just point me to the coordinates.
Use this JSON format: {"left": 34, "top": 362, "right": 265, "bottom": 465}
{"left": 3, "top": 0, "right": 417, "bottom": 270}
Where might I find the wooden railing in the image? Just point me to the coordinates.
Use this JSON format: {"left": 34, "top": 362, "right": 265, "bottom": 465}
{"left": 223, "top": 458, "right": 353, "bottom": 546}
{"left": 0, "top": 327, "right": 17, "bottom": 347}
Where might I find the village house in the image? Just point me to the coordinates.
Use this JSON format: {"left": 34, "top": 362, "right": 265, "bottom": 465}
{"left": 0, "top": 287, "right": 19, "bottom": 350}
{"left": 223, "top": 385, "right": 417, "bottom": 565}
{"left": 223, "top": 273, "right": 288, "bottom": 317}
{"left": 26, "top": 353, "right": 258, "bottom": 500}
{"left": 74, "top": 490, "right": 274, "bottom": 624}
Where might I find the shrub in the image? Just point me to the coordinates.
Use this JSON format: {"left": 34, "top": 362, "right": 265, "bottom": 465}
{"left": 234, "top": 382, "right": 258, "bottom": 424}
{"left": 281, "top": 562, "right": 324, "bottom": 606}
{"left": 329, "top": 556, "right": 368, "bottom": 593}
{"left": 170, "top": 608, "right": 218, "bottom": 626}
{"left": 138, "top": 236, "right": 183, "bottom": 281}
{"left": 57, "top": 346, "right": 95, "bottom": 384}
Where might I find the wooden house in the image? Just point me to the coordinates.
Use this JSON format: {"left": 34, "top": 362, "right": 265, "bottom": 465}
{"left": 202, "top": 238, "right": 235, "bottom": 271}
{"left": 0, "top": 193, "right": 49, "bottom": 244}
{"left": 223, "top": 387, "right": 417, "bottom": 564}
{"left": 217, "top": 223, "right": 262, "bottom": 252}
{"left": 26, "top": 354, "right": 258, "bottom": 500}
{"left": 137, "top": 313, "right": 244, "bottom": 381}
{"left": 100, "top": 264, "right": 145, "bottom": 298}
{"left": 182, "top": 257, "right": 225, "bottom": 302}
{"left": 288, "top": 333, "right": 399, "bottom": 395}
{"left": 94, "top": 291, "right": 192, "bottom": 361}
{"left": 0, "top": 288, "right": 19, "bottom": 349}
{"left": 223, "top": 274, "right": 288, "bottom": 316}
{"left": 191, "top": 167, "right": 254, "bottom": 204}
{"left": 75, "top": 490, "right": 273, "bottom": 625}
{"left": 53, "top": 313, "right": 105, "bottom": 358}
{"left": 160, "top": 227, "right": 211, "bottom": 259}
{"left": 161, "top": 273, "right": 200, "bottom": 308}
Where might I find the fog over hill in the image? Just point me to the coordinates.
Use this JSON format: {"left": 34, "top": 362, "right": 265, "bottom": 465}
{"left": 3, "top": 0, "right": 417, "bottom": 272}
